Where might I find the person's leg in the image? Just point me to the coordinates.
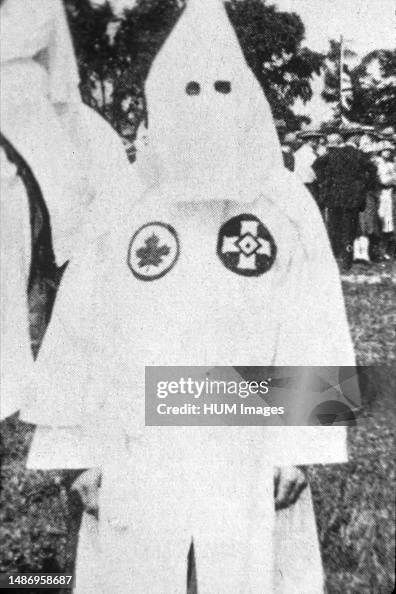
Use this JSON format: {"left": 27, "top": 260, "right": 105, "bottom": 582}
{"left": 327, "top": 208, "right": 342, "bottom": 259}
{"left": 384, "top": 232, "right": 396, "bottom": 259}
{"left": 342, "top": 209, "right": 359, "bottom": 271}
{"left": 369, "top": 233, "right": 382, "bottom": 262}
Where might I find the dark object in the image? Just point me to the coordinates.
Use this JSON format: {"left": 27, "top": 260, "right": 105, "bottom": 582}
{"left": 214, "top": 80, "right": 231, "bottom": 94}
{"left": 0, "top": 133, "right": 58, "bottom": 292}
{"left": 0, "top": 133, "right": 62, "bottom": 353}
{"left": 282, "top": 149, "right": 295, "bottom": 172}
{"left": 313, "top": 146, "right": 378, "bottom": 267}
{"left": 187, "top": 542, "right": 197, "bottom": 594}
{"left": 136, "top": 234, "right": 170, "bottom": 269}
{"left": 327, "top": 207, "right": 360, "bottom": 270}
{"left": 186, "top": 81, "right": 201, "bottom": 95}
{"left": 217, "top": 214, "right": 277, "bottom": 277}
{"left": 313, "top": 146, "right": 377, "bottom": 210}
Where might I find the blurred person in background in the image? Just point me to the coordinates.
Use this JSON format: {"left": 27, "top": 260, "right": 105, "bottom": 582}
{"left": 316, "top": 135, "right": 327, "bottom": 157}
{"left": 341, "top": 134, "right": 379, "bottom": 265}
{"left": 294, "top": 131, "right": 321, "bottom": 197}
{"left": 280, "top": 132, "right": 297, "bottom": 172}
{"left": 314, "top": 133, "right": 372, "bottom": 271}
{"left": 375, "top": 142, "right": 396, "bottom": 260}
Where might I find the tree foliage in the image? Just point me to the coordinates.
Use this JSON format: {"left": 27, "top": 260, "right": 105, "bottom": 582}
{"left": 65, "top": 0, "right": 324, "bottom": 137}
{"left": 322, "top": 41, "right": 396, "bottom": 128}
{"left": 351, "top": 49, "right": 396, "bottom": 128}
{"left": 227, "top": 0, "right": 323, "bottom": 128}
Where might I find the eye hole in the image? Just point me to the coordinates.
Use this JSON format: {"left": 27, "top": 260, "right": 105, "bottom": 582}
{"left": 214, "top": 80, "right": 231, "bottom": 94}
{"left": 186, "top": 81, "right": 201, "bottom": 95}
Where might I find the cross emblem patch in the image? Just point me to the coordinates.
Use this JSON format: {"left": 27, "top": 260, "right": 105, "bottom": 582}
{"left": 217, "top": 214, "right": 276, "bottom": 276}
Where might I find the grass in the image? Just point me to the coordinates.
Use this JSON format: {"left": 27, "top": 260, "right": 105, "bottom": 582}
{"left": 0, "top": 262, "right": 395, "bottom": 593}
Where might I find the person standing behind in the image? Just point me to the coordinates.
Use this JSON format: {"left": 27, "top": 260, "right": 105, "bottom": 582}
{"left": 376, "top": 143, "right": 396, "bottom": 259}
{"left": 294, "top": 131, "right": 320, "bottom": 196}
{"left": 314, "top": 133, "right": 371, "bottom": 271}
{"left": 342, "top": 134, "right": 379, "bottom": 264}
{"left": 281, "top": 132, "right": 296, "bottom": 172}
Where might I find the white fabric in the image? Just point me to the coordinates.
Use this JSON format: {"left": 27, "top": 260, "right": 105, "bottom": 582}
{"left": 75, "top": 486, "right": 323, "bottom": 594}
{"left": 0, "top": 0, "right": 80, "bottom": 104}
{"left": 294, "top": 144, "right": 317, "bottom": 184}
{"left": 353, "top": 236, "right": 370, "bottom": 262}
{"left": 0, "top": 149, "right": 33, "bottom": 419}
{"left": 378, "top": 188, "right": 394, "bottom": 233}
{"left": 25, "top": 187, "right": 352, "bottom": 592}
{"left": 143, "top": 0, "right": 284, "bottom": 203}
{"left": 273, "top": 486, "right": 324, "bottom": 593}
{"left": 24, "top": 1, "right": 354, "bottom": 591}
{"left": 1, "top": 0, "right": 97, "bottom": 264}
{"left": 376, "top": 158, "right": 395, "bottom": 233}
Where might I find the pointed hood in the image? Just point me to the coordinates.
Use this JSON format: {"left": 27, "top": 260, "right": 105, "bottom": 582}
{"left": 0, "top": 0, "right": 80, "bottom": 105}
{"left": 143, "top": 0, "right": 284, "bottom": 202}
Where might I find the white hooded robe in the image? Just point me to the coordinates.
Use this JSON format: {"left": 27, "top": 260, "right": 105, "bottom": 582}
{"left": 0, "top": 0, "right": 136, "bottom": 419}
{"left": 24, "top": 1, "right": 355, "bottom": 592}
{"left": 0, "top": 0, "right": 133, "bottom": 265}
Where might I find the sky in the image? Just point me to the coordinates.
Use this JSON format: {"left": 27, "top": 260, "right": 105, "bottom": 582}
{"left": 97, "top": 0, "right": 395, "bottom": 124}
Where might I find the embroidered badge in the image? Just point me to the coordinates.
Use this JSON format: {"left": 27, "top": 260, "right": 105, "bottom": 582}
{"left": 128, "top": 222, "right": 179, "bottom": 281}
{"left": 217, "top": 214, "right": 276, "bottom": 276}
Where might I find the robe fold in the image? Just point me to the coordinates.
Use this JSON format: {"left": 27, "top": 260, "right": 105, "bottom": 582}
{"left": 0, "top": 148, "right": 32, "bottom": 419}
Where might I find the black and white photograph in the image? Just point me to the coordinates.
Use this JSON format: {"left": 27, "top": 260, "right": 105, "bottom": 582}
{"left": 0, "top": 0, "right": 395, "bottom": 592}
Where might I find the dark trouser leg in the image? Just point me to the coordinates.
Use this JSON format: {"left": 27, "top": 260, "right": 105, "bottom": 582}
{"left": 369, "top": 234, "right": 382, "bottom": 261}
{"left": 383, "top": 232, "right": 396, "bottom": 259}
{"left": 341, "top": 208, "right": 359, "bottom": 270}
{"left": 327, "top": 208, "right": 343, "bottom": 259}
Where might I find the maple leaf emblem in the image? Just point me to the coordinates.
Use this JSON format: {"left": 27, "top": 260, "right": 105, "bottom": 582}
{"left": 136, "top": 233, "right": 170, "bottom": 269}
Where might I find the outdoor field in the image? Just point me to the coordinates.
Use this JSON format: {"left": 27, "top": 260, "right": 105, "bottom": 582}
{"left": 0, "top": 262, "right": 395, "bottom": 594}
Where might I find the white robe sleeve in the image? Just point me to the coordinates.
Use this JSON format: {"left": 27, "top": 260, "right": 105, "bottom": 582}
{"left": 21, "top": 238, "right": 105, "bottom": 469}
{"left": 270, "top": 196, "right": 355, "bottom": 467}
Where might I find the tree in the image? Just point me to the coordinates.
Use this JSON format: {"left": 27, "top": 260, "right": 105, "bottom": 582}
{"left": 65, "top": 0, "right": 119, "bottom": 121}
{"left": 227, "top": 0, "right": 323, "bottom": 129}
{"left": 322, "top": 41, "right": 396, "bottom": 128}
{"left": 65, "top": 0, "right": 324, "bottom": 138}
{"left": 350, "top": 49, "right": 396, "bottom": 128}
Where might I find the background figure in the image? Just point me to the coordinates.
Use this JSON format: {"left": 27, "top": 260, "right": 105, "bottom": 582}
{"left": 314, "top": 133, "right": 372, "bottom": 271}
{"left": 280, "top": 132, "right": 297, "bottom": 172}
{"left": 357, "top": 132, "right": 386, "bottom": 262}
{"left": 375, "top": 143, "right": 396, "bottom": 259}
{"left": 0, "top": 0, "right": 84, "bottom": 267}
{"left": 294, "top": 131, "right": 321, "bottom": 198}
{"left": 342, "top": 134, "right": 380, "bottom": 264}
{"left": 316, "top": 135, "right": 327, "bottom": 157}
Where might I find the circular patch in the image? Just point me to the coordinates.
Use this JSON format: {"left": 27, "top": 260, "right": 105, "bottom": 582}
{"left": 217, "top": 214, "right": 276, "bottom": 276}
{"left": 128, "top": 222, "right": 179, "bottom": 281}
